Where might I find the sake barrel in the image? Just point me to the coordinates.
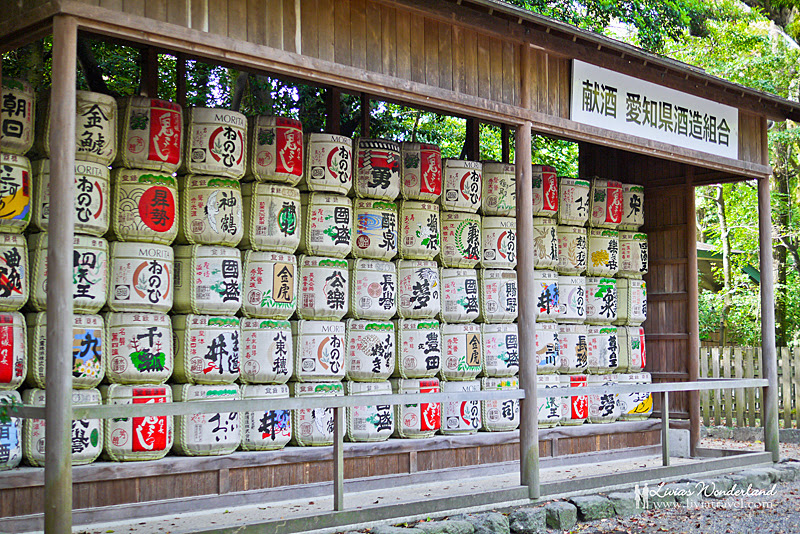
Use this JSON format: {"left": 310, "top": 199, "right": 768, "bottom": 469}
{"left": 620, "top": 183, "right": 645, "bottom": 231}
{"left": 481, "top": 216, "right": 516, "bottom": 269}
{"left": 105, "top": 312, "right": 172, "bottom": 385}
{"left": 440, "top": 323, "right": 481, "bottom": 381}
{"left": 296, "top": 256, "right": 349, "bottom": 321}
{"left": 589, "top": 179, "right": 623, "bottom": 229}
{"left": 481, "top": 376, "right": 520, "bottom": 432}
{"left": 26, "top": 312, "right": 105, "bottom": 389}
{"left": 558, "top": 275, "right": 586, "bottom": 323}
{"left": 0, "top": 390, "right": 22, "bottom": 469}
{"left": 394, "top": 319, "right": 441, "bottom": 379}
{"left": 240, "top": 182, "right": 301, "bottom": 252}
{"left": 481, "top": 163, "right": 515, "bottom": 216}
{"left": 534, "top": 270, "right": 559, "bottom": 321}
{"left": 0, "top": 153, "right": 31, "bottom": 233}
{"left": 400, "top": 142, "right": 442, "bottom": 201}
{"left": 615, "top": 278, "right": 647, "bottom": 326}
{"left": 587, "top": 374, "right": 620, "bottom": 423}
{"left": 107, "top": 242, "right": 173, "bottom": 314}
{"left": 240, "top": 318, "right": 293, "bottom": 384}
{"left": 533, "top": 217, "right": 558, "bottom": 269}
{"left": 390, "top": 377, "right": 441, "bottom": 438}
{"left": 28, "top": 233, "right": 108, "bottom": 313}
{"left": 353, "top": 138, "right": 401, "bottom": 200}
{"left": 618, "top": 372, "right": 653, "bottom": 421}
{"left": 398, "top": 201, "right": 440, "bottom": 260}
{"left": 441, "top": 159, "right": 481, "bottom": 212}
{"left": 586, "top": 276, "right": 617, "bottom": 325}
{"left": 587, "top": 228, "right": 619, "bottom": 277}
{"left": 0, "top": 312, "right": 25, "bottom": 390}
{"left": 116, "top": 96, "right": 183, "bottom": 172}
{"left": 532, "top": 165, "right": 558, "bottom": 218}
{"left": 440, "top": 379, "right": 481, "bottom": 435}
{"left": 182, "top": 107, "right": 246, "bottom": 179}
{"left": 619, "top": 232, "right": 648, "bottom": 278}
{"left": 617, "top": 326, "right": 646, "bottom": 373}
{"left": 348, "top": 259, "right": 396, "bottom": 320}
{"left": 35, "top": 90, "right": 117, "bottom": 165}
{"left": 440, "top": 268, "right": 480, "bottom": 324}
{"left": 535, "top": 322, "right": 559, "bottom": 374}
{"left": 353, "top": 199, "right": 398, "bottom": 260}
{"left": 587, "top": 325, "right": 619, "bottom": 374}
{"left": 559, "top": 374, "right": 588, "bottom": 426}
{"left": 299, "top": 193, "right": 352, "bottom": 258}
{"left": 478, "top": 269, "right": 518, "bottom": 323}
{"left": 32, "top": 159, "right": 109, "bottom": 236}
{"left": 396, "top": 260, "right": 440, "bottom": 319}
{"left": 242, "top": 251, "right": 297, "bottom": 319}
{"left": 557, "top": 177, "right": 590, "bottom": 226}
{"left": 439, "top": 211, "right": 481, "bottom": 268}
{"left": 0, "top": 233, "right": 27, "bottom": 312}
{"left": 172, "top": 383, "right": 240, "bottom": 455}
{"left": 345, "top": 320, "right": 395, "bottom": 381}
{"left": 302, "top": 133, "right": 352, "bottom": 195}
{"left": 290, "top": 381, "right": 343, "bottom": 446}
{"left": 172, "top": 315, "right": 240, "bottom": 384}
{"left": 23, "top": 388, "right": 103, "bottom": 466}
{"left": 537, "top": 374, "right": 561, "bottom": 428}
{"left": 109, "top": 169, "right": 178, "bottom": 244}
{"left": 345, "top": 380, "right": 394, "bottom": 442}
{"left": 176, "top": 175, "right": 243, "bottom": 246}
{"left": 102, "top": 384, "right": 173, "bottom": 461}
{"left": 173, "top": 245, "right": 242, "bottom": 316}
{"left": 481, "top": 323, "right": 519, "bottom": 377}
{"left": 292, "top": 320, "right": 346, "bottom": 382}
{"left": 558, "top": 324, "right": 589, "bottom": 374}
{"left": 246, "top": 116, "right": 303, "bottom": 185}
{"left": 557, "top": 225, "right": 587, "bottom": 275}
{"left": 1, "top": 78, "right": 35, "bottom": 155}
{"left": 240, "top": 383, "right": 291, "bottom": 451}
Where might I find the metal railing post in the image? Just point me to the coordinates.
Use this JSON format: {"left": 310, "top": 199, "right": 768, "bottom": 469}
{"left": 333, "top": 406, "right": 345, "bottom": 511}
{"left": 661, "top": 391, "right": 670, "bottom": 467}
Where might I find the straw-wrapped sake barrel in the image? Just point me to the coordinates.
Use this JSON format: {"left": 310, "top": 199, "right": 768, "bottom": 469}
{"left": 172, "top": 384, "right": 240, "bottom": 456}
{"left": 618, "top": 232, "right": 648, "bottom": 278}
{"left": 394, "top": 319, "right": 441, "bottom": 379}
{"left": 557, "top": 225, "right": 587, "bottom": 275}
{"left": 345, "top": 380, "right": 394, "bottom": 442}
{"left": 182, "top": 107, "right": 246, "bottom": 179}
{"left": 396, "top": 260, "right": 440, "bottom": 319}
{"left": 241, "top": 251, "right": 297, "bottom": 319}
{"left": 353, "top": 199, "right": 398, "bottom": 260}
{"left": 558, "top": 324, "right": 588, "bottom": 374}
{"left": 439, "top": 211, "right": 481, "bottom": 268}
{"left": 0, "top": 153, "right": 31, "bottom": 233}
{"left": 481, "top": 376, "right": 520, "bottom": 432}
{"left": 534, "top": 270, "right": 559, "bottom": 321}
{"left": 481, "top": 323, "right": 519, "bottom": 377}
{"left": 481, "top": 217, "right": 516, "bottom": 270}
{"left": 301, "top": 133, "right": 352, "bottom": 195}
{"left": 589, "top": 179, "right": 623, "bottom": 229}
{"left": 398, "top": 201, "right": 440, "bottom": 260}
{"left": 532, "top": 165, "right": 558, "bottom": 218}
{"left": 440, "top": 323, "right": 481, "bottom": 381}
{"left": 246, "top": 116, "right": 303, "bottom": 185}
{"left": 299, "top": 193, "right": 352, "bottom": 258}
{"left": 109, "top": 169, "right": 178, "bottom": 244}
{"left": 290, "top": 381, "right": 344, "bottom": 446}
{"left": 587, "top": 374, "right": 620, "bottom": 423}
{"left": 617, "top": 326, "right": 646, "bottom": 373}
{"left": 0, "top": 233, "right": 27, "bottom": 312}
{"left": 240, "top": 383, "right": 291, "bottom": 451}
{"left": 390, "top": 378, "right": 440, "bottom": 438}
{"left": 478, "top": 269, "right": 518, "bottom": 323}
{"left": 345, "top": 320, "right": 394, "bottom": 381}
{"left": 240, "top": 182, "right": 301, "bottom": 252}
{"left": 537, "top": 374, "right": 561, "bottom": 428}
{"left": 558, "top": 275, "right": 586, "bottom": 323}
{"left": 105, "top": 312, "right": 172, "bottom": 384}
{"left": 102, "top": 384, "right": 173, "bottom": 461}
{"left": 292, "top": 320, "right": 346, "bottom": 382}
{"left": 32, "top": 159, "right": 109, "bottom": 236}
{"left": 533, "top": 217, "right": 559, "bottom": 269}
{"left": 481, "top": 163, "right": 515, "bottom": 216}
{"left": 558, "top": 177, "right": 590, "bottom": 226}
{"left": 617, "top": 372, "right": 653, "bottom": 421}
{"left": 1, "top": 78, "right": 35, "bottom": 155}
{"left": 620, "top": 183, "right": 645, "bottom": 231}
{"left": 23, "top": 388, "right": 103, "bottom": 466}
{"left": 176, "top": 176, "right": 243, "bottom": 246}
{"left": 559, "top": 374, "right": 588, "bottom": 426}
{"left": 353, "top": 138, "right": 401, "bottom": 200}
{"left": 173, "top": 245, "right": 242, "bottom": 316}
{"left": 441, "top": 159, "right": 481, "bottom": 212}
{"left": 440, "top": 379, "right": 481, "bottom": 435}
{"left": 587, "top": 325, "right": 619, "bottom": 374}
{"left": 240, "top": 319, "right": 293, "bottom": 384}
{"left": 440, "top": 268, "right": 480, "bottom": 324}
{"left": 296, "top": 256, "right": 349, "bottom": 321}
{"left": 587, "top": 229, "right": 619, "bottom": 277}
{"left": 401, "top": 142, "right": 442, "bottom": 201}
{"left": 348, "top": 259, "right": 396, "bottom": 320}
{"left": 172, "top": 315, "right": 240, "bottom": 384}
{"left": 27, "top": 312, "right": 105, "bottom": 389}
{"left": 615, "top": 278, "right": 647, "bottom": 326}
{"left": 0, "top": 390, "right": 22, "bottom": 469}
{"left": 586, "top": 276, "right": 617, "bottom": 325}
{"left": 0, "top": 312, "right": 25, "bottom": 390}
{"left": 116, "top": 96, "right": 183, "bottom": 172}
{"left": 107, "top": 242, "right": 173, "bottom": 314}
{"left": 535, "top": 322, "right": 559, "bottom": 374}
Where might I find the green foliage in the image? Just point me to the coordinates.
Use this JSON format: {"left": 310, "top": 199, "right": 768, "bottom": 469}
{"left": 0, "top": 396, "right": 20, "bottom": 424}
{"left": 699, "top": 289, "right": 762, "bottom": 346}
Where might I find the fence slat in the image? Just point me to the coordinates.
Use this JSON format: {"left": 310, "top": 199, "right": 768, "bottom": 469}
{"left": 722, "top": 347, "right": 733, "bottom": 427}
{"left": 745, "top": 348, "right": 756, "bottom": 428}
{"left": 734, "top": 347, "right": 744, "bottom": 428}
{"left": 782, "top": 346, "right": 792, "bottom": 429}
{"left": 711, "top": 347, "right": 721, "bottom": 425}
{"left": 700, "top": 348, "right": 710, "bottom": 426}
{"left": 793, "top": 348, "right": 799, "bottom": 430}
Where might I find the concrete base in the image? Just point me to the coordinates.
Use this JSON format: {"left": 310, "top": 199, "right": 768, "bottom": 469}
{"left": 669, "top": 429, "right": 691, "bottom": 458}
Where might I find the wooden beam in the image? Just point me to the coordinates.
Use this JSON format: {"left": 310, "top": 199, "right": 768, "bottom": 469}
{"left": 501, "top": 123, "right": 510, "bottom": 163}
{"left": 465, "top": 118, "right": 480, "bottom": 160}
{"left": 325, "top": 87, "right": 341, "bottom": 134}
{"left": 176, "top": 52, "right": 187, "bottom": 109}
{"left": 360, "top": 92, "right": 370, "bottom": 137}
{"left": 141, "top": 46, "right": 159, "bottom": 97}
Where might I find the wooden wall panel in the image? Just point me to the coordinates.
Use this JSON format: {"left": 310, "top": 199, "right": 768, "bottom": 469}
{"left": 207, "top": 0, "right": 228, "bottom": 38}
{"left": 300, "top": 0, "right": 318, "bottom": 58}
{"left": 425, "top": 18, "right": 440, "bottom": 89}
{"left": 396, "top": 8, "right": 411, "bottom": 81}
{"left": 381, "top": 5, "right": 397, "bottom": 78}
{"left": 283, "top": 0, "right": 298, "bottom": 54}
{"left": 316, "top": 0, "right": 335, "bottom": 63}
{"left": 139, "top": 472, "right": 218, "bottom": 501}
{"left": 334, "top": 0, "right": 351, "bottom": 66}
{"left": 438, "top": 22, "right": 453, "bottom": 92}
{"left": 350, "top": 0, "right": 367, "bottom": 71}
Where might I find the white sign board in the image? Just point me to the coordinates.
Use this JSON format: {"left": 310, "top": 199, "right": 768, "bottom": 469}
{"left": 571, "top": 60, "right": 738, "bottom": 160}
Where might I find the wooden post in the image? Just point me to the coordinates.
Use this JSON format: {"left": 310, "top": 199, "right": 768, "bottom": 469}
{"left": 501, "top": 124, "right": 510, "bottom": 164}
{"left": 176, "top": 52, "right": 187, "bottom": 110}
{"left": 325, "top": 88, "right": 341, "bottom": 134}
{"left": 360, "top": 93, "right": 370, "bottom": 137}
{"left": 333, "top": 406, "right": 344, "bottom": 511}
{"left": 661, "top": 391, "right": 670, "bottom": 466}
{"left": 758, "top": 173, "right": 780, "bottom": 462}
{"left": 465, "top": 118, "right": 480, "bottom": 160}
{"left": 46, "top": 14, "right": 77, "bottom": 534}
{"left": 686, "top": 172, "right": 700, "bottom": 456}
{"left": 141, "top": 47, "right": 159, "bottom": 98}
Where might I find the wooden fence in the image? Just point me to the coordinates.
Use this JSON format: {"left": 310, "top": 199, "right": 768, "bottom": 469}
{"left": 699, "top": 346, "right": 799, "bottom": 429}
